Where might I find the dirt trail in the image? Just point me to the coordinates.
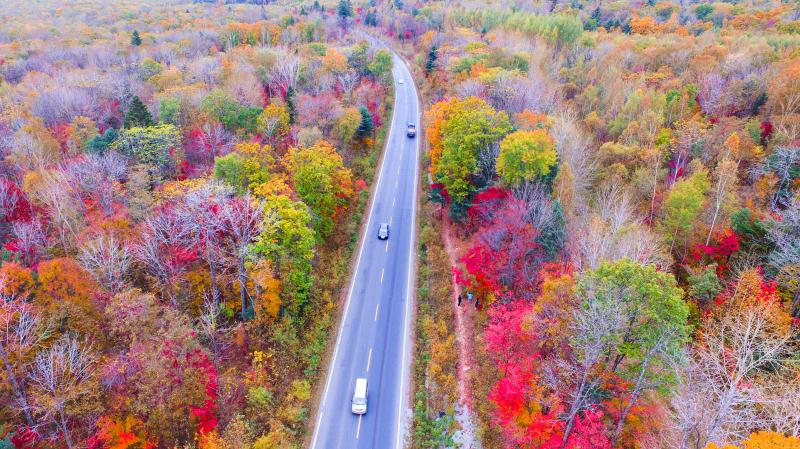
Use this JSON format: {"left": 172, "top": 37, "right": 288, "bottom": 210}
{"left": 441, "top": 213, "right": 482, "bottom": 449}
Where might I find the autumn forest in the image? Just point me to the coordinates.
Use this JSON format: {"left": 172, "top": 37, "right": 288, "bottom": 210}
{"left": 1, "top": 1, "right": 800, "bottom": 449}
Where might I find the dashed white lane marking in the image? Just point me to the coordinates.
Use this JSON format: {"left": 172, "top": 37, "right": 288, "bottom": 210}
{"left": 396, "top": 57, "right": 420, "bottom": 449}
{"left": 374, "top": 303, "right": 380, "bottom": 321}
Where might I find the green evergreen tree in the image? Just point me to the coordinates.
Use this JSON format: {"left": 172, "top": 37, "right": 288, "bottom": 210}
{"left": 123, "top": 96, "right": 154, "bottom": 129}
{"left": 687, "top": 265, "right": 723, "bottom": 308}
{"left": 337, "top": 0, "right": 353, "bottom": 20}
{"left": 365, "top": 11, "right": 378, "bottom": 26}
{"left": 429, "top": 184, "right": 446, "bottom": 207}
{"left": 285, "top": 86, "right": 297, "bottom": 125}
{"left": 85, "top": 128, "right": 118, "bottom": 154}
{"left": 536, "top": 200, "right": 567, "bottom": 258}
{"left": 131, "top": 30, "right": 142, "bottom": 46}
{"left": 425, "top": 44, "right": 438, "bottom": 75}
{"left": 730, "top": 208, "right": 770, "bottom": 255}
{"left": 591, "top": 7, "right": 601, "bottom": 22}
{"left": 355, "top": 106, "right": 374, "bottom": 139}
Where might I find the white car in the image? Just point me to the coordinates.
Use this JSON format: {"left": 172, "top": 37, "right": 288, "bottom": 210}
{"left": 398, "top": 78, "right": 404, "bottom": 84}
{"left": 352, "top": 378, "right": 368, "bottom": 414}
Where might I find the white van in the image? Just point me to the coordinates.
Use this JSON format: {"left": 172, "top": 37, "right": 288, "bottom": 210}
{"left": 351, "top": 378, "right": 368, "bottom": 414}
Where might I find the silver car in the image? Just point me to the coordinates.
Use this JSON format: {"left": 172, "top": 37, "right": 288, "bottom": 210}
{"left": 378, "top": 223, "right": 389, "bottom": 240}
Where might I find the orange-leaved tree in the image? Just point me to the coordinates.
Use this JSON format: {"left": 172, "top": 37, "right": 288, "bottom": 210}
{"left": 36, "top": 257, "right": 102, "bottom": 338}
{"left": 705, "top": 431, "right": 800, "bottom": 449}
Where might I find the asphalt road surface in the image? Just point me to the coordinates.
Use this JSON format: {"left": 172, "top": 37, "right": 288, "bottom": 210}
{"left": 309, "top": 53, "right": 420, "bottom": 449}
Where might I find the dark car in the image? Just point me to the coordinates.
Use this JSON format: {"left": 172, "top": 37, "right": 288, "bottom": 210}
{"left": 378, "top": 223, "right": 389, "bottom": 240}
{"left": 406, "top": 122, "right": 416, "bottom": 138}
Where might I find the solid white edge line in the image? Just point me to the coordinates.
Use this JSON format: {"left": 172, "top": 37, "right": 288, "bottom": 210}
{"left": 395, "top": 54, "right": 420, "bottom": 449}
{"left": 309, "top": 49, "right": 400, "bottom": 449}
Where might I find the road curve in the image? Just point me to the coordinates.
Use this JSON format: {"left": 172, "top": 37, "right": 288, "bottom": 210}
{"left": 309, "top": 53, "right": 420, "bottom": 449}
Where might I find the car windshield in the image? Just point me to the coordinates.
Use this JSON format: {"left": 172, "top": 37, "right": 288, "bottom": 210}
{"left": 353, "top": 398, "right": 366, "bottom": 405}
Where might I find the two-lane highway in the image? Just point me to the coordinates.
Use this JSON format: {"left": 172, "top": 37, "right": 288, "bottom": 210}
{"left": 309, "top": 53, "right": 420, "bottom": 449}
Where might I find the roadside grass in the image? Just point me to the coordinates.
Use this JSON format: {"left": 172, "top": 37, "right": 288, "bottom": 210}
{"left": 410, "top": 188, "right": 460, "bottom": 449}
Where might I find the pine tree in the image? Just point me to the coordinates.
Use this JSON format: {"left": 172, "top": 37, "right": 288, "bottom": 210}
{"left": 365, "top": 11, "right": 378, "bottom": 26}
{"left": 425, "top": 44, "right": 438, "bottom": 76}
{"left": 285, "top": 86, "right": 297, "bottom": 125}
{"left": 537, "top": 200, "right": 567, "bottom": 258}
{"left": 131, "top": 30, "right": 142, "bottom": 46}
{"left": 337, "top": 0, "right": 353, "bottom": 20}
{"left": 356, "top": 106, "right": 374, "bottom": 139}
{"left": 124, "top": 96, "right": 154, "bottom": 129}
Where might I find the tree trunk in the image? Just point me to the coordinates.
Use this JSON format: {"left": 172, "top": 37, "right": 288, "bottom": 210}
{"left": 58, "top": 405, "right": 73, "bottom": 449}
{"left": 0, "top": 346, "right": 34, "bottom": 426}
{"left": 208, "top": 249, "right": 220, "bottom": 309}
{"left": 679, "top": 429, "right": 691, "bottom": 449}
{"left": 562, "top": 368, "right": 591, "bottom": 445}
{"left": 611, "top": 355, "right": 651, "bottom": 446}
{"left": 165, "top": 276, "right": 177, "bottom": 307}
{"left": 704, "top": 375, "right": 742, "bottom": 449}
{"left": 649, "top": 155, "right": 659, "bottom": 222}
{"left": 239, "top": 257, "right": 248, "bottom": 319}
{"left": 707, "top": 203, "right": 720, "bottom": 245}
{"left": 59, "top": 227, "right": 69, "bottom": 256}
